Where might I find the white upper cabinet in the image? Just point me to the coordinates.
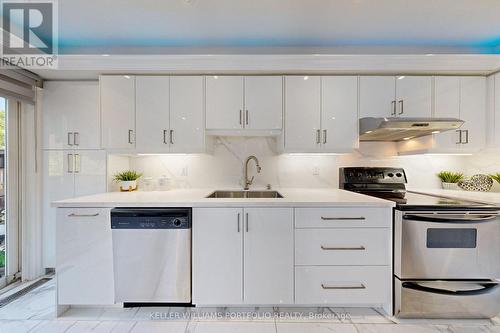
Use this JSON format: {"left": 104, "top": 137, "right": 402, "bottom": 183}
{"left": 284, "top": 76, "right": 322, "bottom": 152}
{"left": 321, "top": 76, "right": 359, "bottom": 152}
{"left": 395, "top": 76, "right": 433, "bottom": 117}
{"left": 359, "top": 76, "right": 396, "bottom": 118}
{"left": 206, "top": 76, "right": 283, "bottom": 133}
{"left": 170, "top": 76, "right": 206, "bottom": 153}
{"left": 284, "top": 76, "right": 358, "bottom": 153}
{"left": 432, "top": 76, "right": 462, "bottom": 151}
{"left": 487, "top": 73, "right": 500, "bottom": 148}
{"left": 244, "top": 76, "right": 283, "bottom": 130}
{"left": 459, "top": 76, "right": 486, "bottom": 152}
{"left": 42, "top": 81, "right": 100, "bottom": 149}
{"left": 135, "top": 76, "right": 170, "bottom": 152}
{"left": 206, "top": 76, "right": 244, "bottom": 130}
{"left": 100, "top": 75, "right": 136, "bottom": 150}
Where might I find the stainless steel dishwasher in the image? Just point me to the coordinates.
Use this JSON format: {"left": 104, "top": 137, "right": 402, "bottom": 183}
{"left": 111, "top": 208, "right": 191, "bottom": 304}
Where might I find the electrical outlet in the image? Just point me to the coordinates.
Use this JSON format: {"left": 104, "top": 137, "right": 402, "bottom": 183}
{"left": 312, "top": 166, "right": 320, "bottom": 176}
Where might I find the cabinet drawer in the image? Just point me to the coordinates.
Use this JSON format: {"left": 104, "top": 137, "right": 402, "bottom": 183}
{"left": 295, "top": 229, "right": 389, "bottom": 266}
{"left": 295, "top": 207, "right": 391, "bottom": 228}
{"left": 295, "top": 266, "right": 390, "bottom": 305}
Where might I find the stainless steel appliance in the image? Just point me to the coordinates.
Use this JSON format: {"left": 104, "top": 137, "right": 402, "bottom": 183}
{"left": 340, "top": 167, "right": 500, "bottom": 318}
{"left": 111, "top": 208, "right": 191, "bottom": 304}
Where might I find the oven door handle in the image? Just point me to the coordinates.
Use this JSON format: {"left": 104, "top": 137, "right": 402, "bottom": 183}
{"left": 402, "top": 281, "right": 499, "bottom": 296}
{"left": 403, "top": 214, "right": 498, "bottom": 223}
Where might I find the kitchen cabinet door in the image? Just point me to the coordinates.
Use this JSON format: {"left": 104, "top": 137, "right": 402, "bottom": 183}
{"left": 170, "top": 76, "right": 205, "bottom": 153}
{"left": 135, "top": 76, "right": 170, "bottom": 152}
{"left": 42, "top": 81, "right": 100, "bottom": 149}
{"left": 460, "top": 76, "right": 486, "bottom": 152}
{"left": 244, "top": 208, "right": 293, "bottom": 305}
{"left": 192, "top": 208, "right": 243, "bottom": 305}
{"left": 100, "top": 75, "right": 136, "bottom": 150}
{"left": 42, "top": 150, "right": 75, "bottom": 268}
{"left": 433, "top": 76, "right": 462, "bottom": 150}
{"left": 244, "top": 76, "right": 283, "bottom": 130}
{"left": 206, "top": 76, "right": 244, "bottom": 130}
{"left": 57, "top": 208, "right": 114, "bottom": 305}
{"left": 321, "top": 76, "right": 359, "bottom": 152}
{"left": 284, "top": 76, "right": 321, "bottom": 152}
{"left": 359, "top": 76, "right": 396, "bottom": 118}
{"left": 73, "top": 150, "right": 107, "bottom": 197}
{"left": 395, "top": 76, "right": 432, "bottom": 117}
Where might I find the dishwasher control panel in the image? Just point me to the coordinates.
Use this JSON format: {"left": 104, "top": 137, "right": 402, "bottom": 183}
{"left": 111, "top": 208, "right": 191, "bottom": 229}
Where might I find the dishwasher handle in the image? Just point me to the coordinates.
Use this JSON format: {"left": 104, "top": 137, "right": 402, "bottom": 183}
{"left": 402, "top": 281, "right": 499, "bottom": 296}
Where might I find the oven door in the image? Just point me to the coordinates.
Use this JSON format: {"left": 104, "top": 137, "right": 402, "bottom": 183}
{"left": 394, "top": 211, "right": 500, "bottom": 279}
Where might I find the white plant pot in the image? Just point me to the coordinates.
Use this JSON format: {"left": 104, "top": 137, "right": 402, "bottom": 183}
{"left": 119, "top": 180, "right": 138, "bottom": 192}
{"left": 441, "top": 182, "right": 460, "bottom": 190}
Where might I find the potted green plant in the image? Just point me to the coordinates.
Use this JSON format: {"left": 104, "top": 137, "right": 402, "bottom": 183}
{"left": 490, "top": 173, "right": 500, "bottom": 184}
{"left": 114, "top": 170, "right": 143, "bottom": 192}
{"left": 437, "top": 171, "right": 464, "bottom": 190}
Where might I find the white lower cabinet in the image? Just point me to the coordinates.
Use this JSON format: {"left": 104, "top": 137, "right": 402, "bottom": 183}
{"left": 56, "top": 208, "right": 114, "bottom": 305}
{"left": 193, "top": 207, "right": 294, "bottom": 305}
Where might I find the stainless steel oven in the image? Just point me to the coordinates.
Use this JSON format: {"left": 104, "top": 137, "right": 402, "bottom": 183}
{"left": 394, "top": 209, "right": 500, "bottom": 318}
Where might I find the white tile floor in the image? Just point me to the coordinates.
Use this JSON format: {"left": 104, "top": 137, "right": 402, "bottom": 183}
{"left": 0, "top": 279, "right": 499, "bottom": 333}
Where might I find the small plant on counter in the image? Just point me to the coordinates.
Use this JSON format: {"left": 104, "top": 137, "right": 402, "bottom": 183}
{"left": 113, "top": 170, "right": 143, "bottom": 192}
{"left": 437, "top": 171, "right": 465, "bottom": 190}
{"left": 490, "top": 173, "right": 500, "bottom": 184}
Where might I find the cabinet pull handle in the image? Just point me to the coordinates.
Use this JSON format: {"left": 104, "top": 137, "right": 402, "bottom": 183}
{"left": 321, "top": 216, "right": 366, "bottom": 221}
{"left": 316, "top": 129, "right": 321, "bottom": 144}
{"left": 323, "top": 129, "right": 327, "bottom": 144}
{"left": 68, "top": 213, "right": 100, "bottom": 217}
{"left": 239, "top": 110, "right": 243, "bottom": 125}
{"left": 463, "top": 129, "right": 469, "bottom": 144}
{"left": 245, "top": 110, "right": 249, "bottom": 125}
{"left": 74, "top": 154, "right": 81, "bottom": 173}
{"left": 456, "top": 130, "right": 462, "bottom": 144}
{"left": 163, "top": 130, "right": 168, "bottom": 144}
{"left": 128, "top": 130, "right": 134, "bottom": 144}
{"left": 398, "top": 100, "right": 404, "bottom": 115}
{"left": 74, "top": 132, "right": 79, "bottom": 146}
{"left": 391, "top": 100, "right": 396, "bottom": 116}
{"left": 245, "top": 212, "right": 249, "bottom": 232}
{"left": 321, "top": 246, "right": 366, "bottom": 251}
{"left": 170, "top": 130, "right": 174, "bottom": 144}
{"left": 67, "top": 132, "right": 73, "bottom": 146}
{"left": 67, "top": 154, "right": 74, "bottom": 173}
{"left": 321, "top": 283, "right": 366, "bottom": 290}
{"left": 237, "top": 213, "right": 241, "bottom": 233}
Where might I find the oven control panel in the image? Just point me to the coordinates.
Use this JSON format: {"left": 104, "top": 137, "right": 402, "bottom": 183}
{"left": 340, "top": 167, "right": 407, "bottom": 185}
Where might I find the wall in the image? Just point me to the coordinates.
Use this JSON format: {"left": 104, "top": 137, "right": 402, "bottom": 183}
{"left": 109, "top": 137, "right": 474, "bottom": 191}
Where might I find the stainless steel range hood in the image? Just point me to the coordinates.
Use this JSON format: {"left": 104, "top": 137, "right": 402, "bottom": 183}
{"left": 359, "top": 117, "right": 464, "bottom": 142}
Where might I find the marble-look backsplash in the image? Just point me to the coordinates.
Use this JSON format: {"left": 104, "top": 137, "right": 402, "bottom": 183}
{"left": 108, "top": 137, "right": 500, "bottom": 192}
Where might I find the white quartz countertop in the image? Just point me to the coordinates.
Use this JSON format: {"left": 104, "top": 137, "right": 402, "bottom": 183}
{"left": 409, "top": 188, "right": 500, "bottom": 206}
{"left": 52, "top": 188, "right": 395, "bottom": 208}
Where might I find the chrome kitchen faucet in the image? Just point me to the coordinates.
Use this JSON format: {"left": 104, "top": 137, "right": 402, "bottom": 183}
{"left": 244, "top": 155, "right": 261, "bottom": 190}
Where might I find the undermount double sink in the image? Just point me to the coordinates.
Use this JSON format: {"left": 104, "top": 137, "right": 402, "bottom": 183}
{"left": 206, "top": 190, "right": 284, "bottom": 199}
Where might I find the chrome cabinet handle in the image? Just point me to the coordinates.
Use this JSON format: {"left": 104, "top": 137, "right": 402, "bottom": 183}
{"left": 67, "top": 132, "right": 73, "bottom": 146}
{"left": 68, "top": 213, "right": 100, "bottom": 217}
{"left": 463, "top": 129, "right": 469, "bottom": 144}
{"left": 245, "top": 110, "right": 249, "bottom": 125}
{"left": 73, "top": 132, "right": 79, "bottom": 146}
{"left": 321, "top": 216, "right": 366, "bottom": 221}
{"left": 67, "top": 154, "right": 74, "bottom": 173}
{"left": 239, "top": 110, "right": 243, "bottom": 125}
{"left": 316, "top": 130, "right": 321, "bottom": 144}
{"left": 323, "top": 129, "right": 327, "bottom": 144}
{"left": 170, "top": 130, "right": 174, "bottom": 144}
{"left": 237, "top": 213, "right": 241, "bottom": 233}
{"left": 398, "top": 100, "right": 404, "bottom": 115}
{"left": 321, "top": 246, "right": 366, "bottom": 251}
{"left": 456, "top": 130, "right": 462, "bottom": 144}
{"left": 245, "top": 212, "right": 249, "bottom": 232}
{"left": 391, "top": 100, "right": 396, "bottom": 116}
{"left": 128, "top": 130, "right": 134, "bottom": 144}
{"left": 163, "top": 130, "right": 168, "bottom": 144}
{"left": 74, "top": 154, "right": 81, "bottom": 173}
{"left": 321, "top": 283, "right": 366, "bottom": 290}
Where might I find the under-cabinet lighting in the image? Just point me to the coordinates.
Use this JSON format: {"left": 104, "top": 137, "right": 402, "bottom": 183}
{"left": 303, "top": 76, "right": 309, "bottom": 80}
{"left": 124, "top": 75, "right": 131, "bottom": 79}
{"left": 403, "top": 137, "right": 413, "bottom": 141}
{"left": 397, "top": 76, "right": 405, "bottom": 80}
{"left": 102, "top": 54, "right": 110, "bottom": 57}
{"left": 136, "top": 153, "right": 189, "bottom": 156}
{"left": 365, "top": 130, "right": 373, "bottom": 134}
{"left": 424, "top": 153, "right": 473, "bottom": 156}
{"left": 431, "top": 131, "right": 440, "bottom": 134}
{"left": 213, "top": 75, "right": 218, "bottom": 79}
{"left": 285, "top": 153, "right": 347, "bottom": 156}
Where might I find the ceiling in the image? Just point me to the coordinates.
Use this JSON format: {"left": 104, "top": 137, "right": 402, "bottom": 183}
{"left": 56, "top": 0, "right": 500, "bottom": 52}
